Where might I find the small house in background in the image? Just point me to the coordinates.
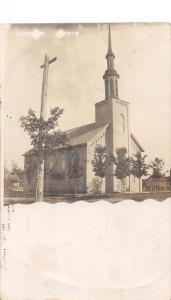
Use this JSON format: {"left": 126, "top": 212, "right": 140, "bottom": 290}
{"left": 5, "top": 173, "right": 23, "bottom": 191}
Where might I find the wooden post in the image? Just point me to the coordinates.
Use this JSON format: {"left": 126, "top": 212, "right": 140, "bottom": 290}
{"left": 40, "top": 54, "right": 49, "bottom": 120}
{"left": 36, "top": 54, "right": 57, "bottom": 201}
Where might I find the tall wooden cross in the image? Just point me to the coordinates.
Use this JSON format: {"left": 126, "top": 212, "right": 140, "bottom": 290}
{"left": 40, "top": 54, "right": 57, "bottom": 120}
{"left": 36, "top": 54, "right": 57, "bottom": 201}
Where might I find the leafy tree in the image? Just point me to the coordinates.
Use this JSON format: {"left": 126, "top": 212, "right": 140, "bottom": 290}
{"left": 112, "top": 147, "right": 130, "bottom": 191}
{"left": 131, "top": 151, "right": 149, "bottom": 192}
{"left": 68, "top": 152, "right": 84, "bottom": 195}
{"left": 24, "top": 156, "right": 38, "bottom": 184}
{"left": 89, "top": 177, "right": 104, "bottom": 194}
{"left": 150, "top": 157, "right": 165, "bottom": 191}
{"left": 20, "top": 107, "right": 68, "bottom": 200}
{"left": 92, "top": 145, "right": 107, "bottom": 178}
{"left": 91, "top": 145, "right": 107, "bottom": 193}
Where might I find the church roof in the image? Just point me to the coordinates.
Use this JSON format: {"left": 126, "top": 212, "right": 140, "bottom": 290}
{"left": 23, "top": 125, "right": 144, "bottom": 156}
{"left": 66, "top": 123, "right": 109, "bottom": 145}
{"left": 23, "top": 123, "right": 109, "bottom": 156}
{"left": 131, "top": 133, "right": 144, "bottom": 152}
{"left": 62, "top": 123, "right": 144, "bottom": 151}
{"left": 103, "top": 68, "right": 119, "bottom": 78}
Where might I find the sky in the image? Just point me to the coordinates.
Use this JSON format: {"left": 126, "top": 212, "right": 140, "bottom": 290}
{"left": 2, "top": 23, "right": 171, "bottom": 170}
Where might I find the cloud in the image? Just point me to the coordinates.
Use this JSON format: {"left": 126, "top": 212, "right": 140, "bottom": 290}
{"left": 55, "top": 29, "right": 79, "bottom": 39}
{"left": 16, "top": 28, "right": 45, "bottom": 40}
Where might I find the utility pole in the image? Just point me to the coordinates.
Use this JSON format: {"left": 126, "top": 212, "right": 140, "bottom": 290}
{"left": 36, "top": 54, "right": 57, "bottom": 201}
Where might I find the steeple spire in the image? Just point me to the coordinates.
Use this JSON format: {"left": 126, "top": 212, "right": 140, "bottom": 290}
{"left": 103, "top": 25, "right": 119, "bottom": 100}
{"left": 106, "top": 25, "right": 115, "bottom": 59}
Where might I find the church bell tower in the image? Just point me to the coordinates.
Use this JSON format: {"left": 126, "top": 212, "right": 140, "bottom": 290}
{"left": 95, "top": 25, "right": 130, "bottom": 193}
{"left": 103, "top": 25, "right": 119, "bottom": 100}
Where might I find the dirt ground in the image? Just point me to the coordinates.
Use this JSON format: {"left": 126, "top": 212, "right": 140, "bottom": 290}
{"left": 4, "top": 191, "right": 171, "bottom": 205}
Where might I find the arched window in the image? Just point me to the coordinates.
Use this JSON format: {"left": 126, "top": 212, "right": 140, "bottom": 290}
{"left": 117, "top": 113, "right": 125, "bottom": 133}
{"left": 61, "top": 159, "right": 66, "bottom": 171}
{"left": 115, "top": 80, "right": 118, "bottom": 97}
{"left": 105, "top": 80, "right": 109, "bottom": 99}
{"left": 110, "top": 79, "right": 114, "bottom": 97}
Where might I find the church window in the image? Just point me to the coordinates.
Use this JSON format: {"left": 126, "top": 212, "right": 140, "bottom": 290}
{"left": 117, "top": 113, "right": 125, "bottom": 133}
{"left": 61, "top": 159, "right": 66, "bottom": 171}
{"left": 115, "top": 80, "right": 118, "bottom": 97}
{"left": 48, "top": 160, "right": 53, "bottom": 170}
{"left": 110, "top": 79, "right": 114, "bottom": 97}
{"left": 105, "top": 81, "right": 108, "bottom": 99}
{"left": 55, "top": 160, "right": 58, "bottom": 169}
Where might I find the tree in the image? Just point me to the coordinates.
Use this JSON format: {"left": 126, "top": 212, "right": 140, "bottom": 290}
{"left": 24, "top": 156, "right": 38, "bottom": 184}
{"left": 91, "top": 145, "right": 107, "bottom": 193}
{"left": 92, "top": 145, "right": 107, "bottom": 178}
{"left": 112, "top": 147, "right": 130, "bottom": 191}
{"left": 150, "top": 157, "right": 165, "bottom": 191}
{"left": 20, "top": 107, "right": 68, "bottom": 201}
{"left": 68, "top": 152, "right": 84, "bottom": 195}
{"left": 131, "top": 151, "right": 149, "bottom": 192}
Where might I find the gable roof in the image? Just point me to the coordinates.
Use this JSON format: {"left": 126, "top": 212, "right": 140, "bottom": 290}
{"left": 66, "top": 123, "right": 108, "bottom": 146}
{"left": 131, "top": 133, "right": 144, "bottom": 152}
{"left": 23, "top": 124, "right": 144, "bottom": 156}
{"left": 23, "top": 123, "right": 109, "bottom": 156}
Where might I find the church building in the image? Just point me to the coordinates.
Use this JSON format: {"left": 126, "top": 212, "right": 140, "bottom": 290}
{"left": 23, "top": 27, "right": 144, "bottom": 194}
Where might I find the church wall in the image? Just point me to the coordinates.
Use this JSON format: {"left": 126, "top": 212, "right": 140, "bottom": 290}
{"left": 86, "top": 129, "right": 106, "bottom": 193}
{"left": 130, "top": 175, "right": 142, "bottom": 193}
{"left": 23, "top": 154, "right": 37, "bottom": 193}
{"left": 129, "top": 138, "right": 143, "bottom": 192}
{"left": 95, "top": 99, "right": 113, "bottom": 128}
{"left": 95, "top": 98, "right": 131, "bottom": 193}
{"left": 112, "top": 99, "right": 133, "bottom": 192}
{"left": 23, "top": 144, "right": 87, "bottom": 195}
{"left": 113, "top": 99, "right": 130, "bottom": 153}
{"left": 23, "top": 173, "right": 37, "bottom": 193}
{"left": 95, "top": 100, "right": 114, "bottom": 193}
{"left": 44, "top": 145, "right": 87, "bottom": 194}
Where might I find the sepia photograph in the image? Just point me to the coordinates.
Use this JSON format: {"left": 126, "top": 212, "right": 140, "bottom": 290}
{"left": 1, "top": 22, "right": 171, "bottom": 300}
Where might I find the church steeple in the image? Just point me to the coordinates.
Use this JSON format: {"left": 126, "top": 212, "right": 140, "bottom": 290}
{"left": 106, "top": 25, "right": 115, "bottom": 61}
{"left": 103, "top": 25, "right": 119, "bottom": 100}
